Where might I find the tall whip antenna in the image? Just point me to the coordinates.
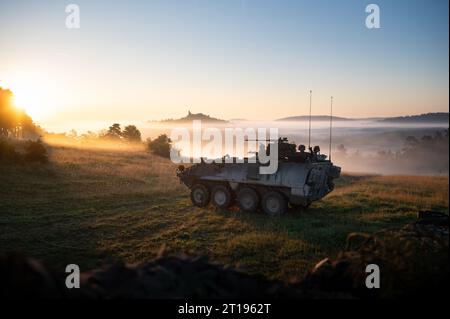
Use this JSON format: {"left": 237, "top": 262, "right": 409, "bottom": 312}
{"left": 329, "top": 96, "right": 333, "bottom": 162}
{"left": 308, "top": 90, "right": 312, "bottom": 148}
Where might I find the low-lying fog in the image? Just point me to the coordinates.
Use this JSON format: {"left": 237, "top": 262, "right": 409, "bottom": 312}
{"left": 153, "top": 120, "right": 448, "bottom": 175}
{"left": 48, "top": 120, "right": 449, "bottom": 175}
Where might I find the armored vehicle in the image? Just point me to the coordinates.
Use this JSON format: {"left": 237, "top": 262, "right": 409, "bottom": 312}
{"left": 176, "top": 138, "right": 341, "bottom": 215}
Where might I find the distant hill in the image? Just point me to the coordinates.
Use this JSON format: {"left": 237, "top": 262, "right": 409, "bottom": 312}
{"left": 378, "top": 113, "right": 449, "bottom": 123}
{"left": 229, "top": 118, "right": 248, "bottom": 122}
{"left": 276, "top": 115, "right": 353, "bottom": 122}
{"left": 153, "top": 111, "right": 228, "bottom": 124}
{"left": 276, "top": 113, "right": 449, "bottom": 123}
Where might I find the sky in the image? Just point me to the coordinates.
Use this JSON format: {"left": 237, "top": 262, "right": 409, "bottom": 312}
{"left": 0, "top": 0, "right": 448, "bottom": 128}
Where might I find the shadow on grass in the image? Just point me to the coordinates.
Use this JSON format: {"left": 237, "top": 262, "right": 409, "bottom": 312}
{"left": 1, "top": 156, "right": 447, "bottom": 281}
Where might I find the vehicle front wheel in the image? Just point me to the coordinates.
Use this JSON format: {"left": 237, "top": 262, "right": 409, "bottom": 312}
{"left": 262, "top": 191, "right": 287, "bottom": 216}
{"left": 211, "top": 185, "right": 232, "bottom": 208}
{"left": 237, "top": 187, "right": 259, "bottom": 212}
{"left": 190, "top": 184, "right": 210, "bottom": 207}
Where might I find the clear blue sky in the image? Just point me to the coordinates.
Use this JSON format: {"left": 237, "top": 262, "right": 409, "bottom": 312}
{"left": 0, "top": 0, "right": 448, "bottom": 123}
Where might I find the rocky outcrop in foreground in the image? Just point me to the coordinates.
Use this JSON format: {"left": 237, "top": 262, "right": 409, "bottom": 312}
{"left": 1, "top": 211, "right": 448, "bottom": 299}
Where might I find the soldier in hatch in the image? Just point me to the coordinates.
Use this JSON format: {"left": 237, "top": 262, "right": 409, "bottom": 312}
{"left": 298, "top": 144, "right": 310, "bottom": 162}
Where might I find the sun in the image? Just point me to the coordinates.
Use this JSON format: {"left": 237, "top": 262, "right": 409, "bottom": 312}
{"left": 3, "top": 79, "right": 55, "bottom": 121}
{"left": 13, "top": 87, "right": 48, "bottom": 120}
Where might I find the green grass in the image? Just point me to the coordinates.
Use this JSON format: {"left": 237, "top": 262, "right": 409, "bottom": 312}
{"left": 0, "top": 144, "right": 448, "bottom": 281}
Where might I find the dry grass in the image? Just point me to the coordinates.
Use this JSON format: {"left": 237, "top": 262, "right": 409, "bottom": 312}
{"left": 0, "top": 143, "right": 448, "bottom": 281}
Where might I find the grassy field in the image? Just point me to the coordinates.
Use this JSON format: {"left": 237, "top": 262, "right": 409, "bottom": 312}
{"left": 0, "top": 143, "right": 448, "bottom": 281}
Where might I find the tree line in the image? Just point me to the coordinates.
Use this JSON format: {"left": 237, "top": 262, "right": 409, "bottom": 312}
{"left": 0, "top": 86, "right": 41, "bottom": 138}
{"left": 65, "top": 123, "right": 143, "bottom": 144}
{"left": 334, "top": 129, "right": 449, "bottom": 174}
{"left": 2, "top": 85, "right": 175, "bottom": 160}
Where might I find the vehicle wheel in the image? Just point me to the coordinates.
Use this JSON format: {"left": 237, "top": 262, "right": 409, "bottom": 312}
{"left": 237, "top": 187, "right": 259, "bottom": 212}
{"left": 190, "top": 184, "right": 210, "bottom": 207}
{"left": 262, "top": 191, "right": 287, "bottom": 216}
{"left": 211, "top": 185, "right": 232, "bottom": 208}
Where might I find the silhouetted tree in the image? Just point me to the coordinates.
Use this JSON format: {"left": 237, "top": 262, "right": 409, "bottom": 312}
{"left": 147, "top": 134, "right": 172, "bottom": 158}
{"left": 0, "top": 138, "right": 19, "bottom": 162}
{"left": 122, "top": 125, "right": 141, "bottom": 143}
{"left": 105, "top": 123, "right": 122, "bottom": 140}
{"left": 24, "top": 139, "right": 48, "bottom": 163}
{"left": 0, "top": 138, "right": 48, "bottom": 163}
{"left": 0, "top": 87, "right": 40, "bottom": 138}
{"left": 0, "top": 87, "right": 16, "bottom": 136}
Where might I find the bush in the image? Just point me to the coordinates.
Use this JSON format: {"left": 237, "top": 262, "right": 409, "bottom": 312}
{"left": 0, "top": 138, "right": 19, "bottom": 162}
{"left": 24, "top": 139, "right": 48, "bottom": 163}
{"left": 122, "top": 125, "right": 142, "bottom": 143}
{"left": 0, "top": 138, "right": 48, "bottom": 164}
{"left": 147, "top": 134, "right": 172, "bottom": 158}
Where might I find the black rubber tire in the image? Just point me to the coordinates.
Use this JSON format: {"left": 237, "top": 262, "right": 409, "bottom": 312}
{"left": 261, "top": 191, "right": 287, "bottom": 216}
{"left": 190, "top": 184, "right": 210, "bottom": 207}
{"left": 211, "top": 185, "right": 232, "bottom": 208}
{"left": 237, "top": 187, "right": 259, "bottom": 212}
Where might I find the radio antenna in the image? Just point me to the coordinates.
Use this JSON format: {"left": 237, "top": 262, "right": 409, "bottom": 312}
{"left": 308, "top": 90, "right": 312, "bottom": 148}
{"left": 329, "top": 96, "right": 333, "bottom": 162}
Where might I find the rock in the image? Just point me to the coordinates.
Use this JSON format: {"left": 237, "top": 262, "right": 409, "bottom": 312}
{"left": 0, "top": 212, "right": 448, "bottom": 299}
{"left": 301, "top": 211, "right": 449, "bottom": 298}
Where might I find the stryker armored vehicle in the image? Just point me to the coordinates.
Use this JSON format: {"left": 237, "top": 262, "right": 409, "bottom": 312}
{"left": 176, "top": 138, "right": 341, "bottom": 215}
